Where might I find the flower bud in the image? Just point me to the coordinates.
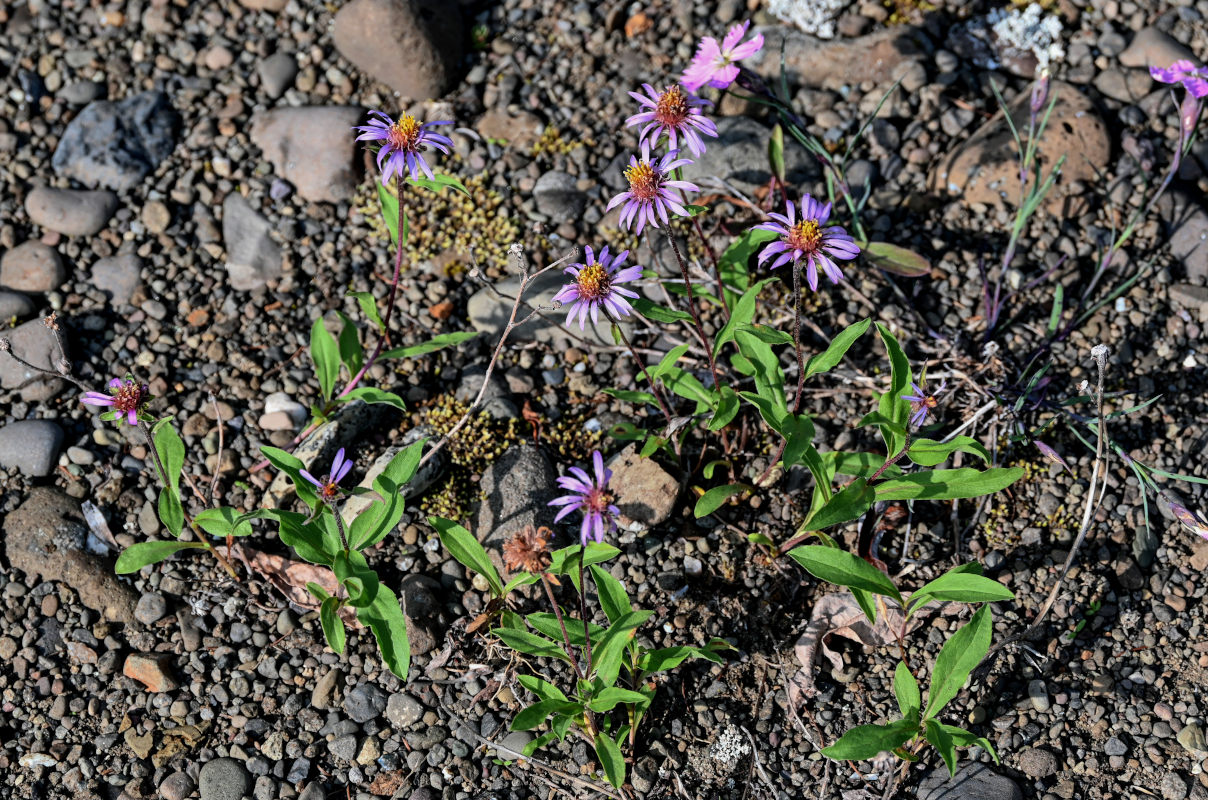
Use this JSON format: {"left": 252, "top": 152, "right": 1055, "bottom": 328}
{"left": 1030, "top": 69, "right": 1051, "bottom": 114}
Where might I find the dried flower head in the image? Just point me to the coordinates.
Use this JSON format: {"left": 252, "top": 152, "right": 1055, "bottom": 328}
{"left": 502, "top": 525, "right": 553, "bottom": 574}
{"left": 681, "top": 21, "right": 765, "bottom": 92}
{"left": 81, "top": 377, "right": 151, "bottom": 426}
{"left": 753, "top": 196, "right": 860, "bottom": 290}
{"left": 354, "top": 110, "right": 454, "bottom": 185}
{"left": 552, "top": 245, "right": 643, "bottom": 329}
{"left": 1170, "top": 502, "right": 1208, "bottom": 540}
{"left": 605, "top": 143, "right": 699, "bottom": 235}
{"left": 626, "top": 84, "right": 718, "bottom": 156}
{"left": 549, "top": 450, "right": 619, "bottom": 546}
{"left": 301, "top": 447, "right": 353, "bottom": 502}
{"left": 1034, "top": 440, "right": 1071, "bottom": 474}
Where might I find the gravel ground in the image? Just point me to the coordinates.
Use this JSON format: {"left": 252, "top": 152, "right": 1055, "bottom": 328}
{"left": 2, "top": 0, "right": 1208, "bottom": 799}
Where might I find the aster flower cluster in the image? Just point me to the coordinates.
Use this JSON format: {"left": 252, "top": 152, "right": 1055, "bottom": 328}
{"left": 549, "top": 450, "right": 619, "bottom": 546}
{"left": 354, "top": 110, "right": 454, "bottom": 185}
{"left": 81, "top": 376, "right": 151, "bottom": 426}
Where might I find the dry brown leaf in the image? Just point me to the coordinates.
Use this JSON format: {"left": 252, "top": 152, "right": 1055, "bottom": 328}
{"left": 239, "top": 545, "right": 361, "bottom": 627}
{"left": 788, "top": 592, "right": 917, "bottom": 706}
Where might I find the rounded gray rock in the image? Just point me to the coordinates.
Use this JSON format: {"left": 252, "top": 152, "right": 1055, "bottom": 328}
{"left": 0, "top": 241, "right": 67, "bottom": 292}
{"left": 25, "top": 187, "right": 118, "bottom": 236}
{"left": 533, "top": 170, "right": 586, "bottom": 223}
{"left": 199, "top": 757, "right": 252, "bottom": 800}
{"left": 134, "top": 593, "right": 167, "bottom": 625}
{"left": 332, "top": 0, "right": 463, "bottom": 101}
{"left": 343, "top": 682, "right": 387, "bottom": 723}
{"left": 159, "top": 771, "right": 196, "bottom": 800}
{"left": 90, "top": 254, "right": 143, "bottom": 306}
{"left": 257, "top": 52, "right": 298, "bottom": 99}
{"left": 0, "top": 420, "right": 64, "bottom": 477}
{"left": 0, "top": 290, "right": 36, "bottom": 321}
{"left": 51, "top": 91, "right": 178, "bottom": 191}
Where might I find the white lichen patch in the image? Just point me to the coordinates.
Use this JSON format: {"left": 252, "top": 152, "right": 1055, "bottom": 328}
{"left": 767, "top": 0, "right": 847, "bottom": 39}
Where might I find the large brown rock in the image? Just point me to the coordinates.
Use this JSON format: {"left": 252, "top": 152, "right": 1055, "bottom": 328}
{"left": 929, "top": 80, "right": 1110, "bottom": 215}
{"left": 607, "top": 445, "right": 678, "bottom": 530}
{"left": 4, "top": 488, "right": 138, "bottom": 624}
{"left": 250, "top": 106, "right": 362, "bottom": 204}
{"left": 332, "top": 0, "right": 463, "bottom": 101}
{"left": 749, "top": 25, "right": 929, "bottom": 89}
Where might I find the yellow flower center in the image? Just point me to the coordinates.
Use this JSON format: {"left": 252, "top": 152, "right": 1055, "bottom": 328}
{"left": 654, "top": 86, "right": 689, "bottom": 127}
{"left": 624, "top": 161, "right": 659, "bottom": 201}
{"left": 576, "top": 263, "right": 611, "bottom": 300}
{"left": 387, "top": 115, "right": 422, "bottom": 151}
{"left": 786, "top": 219, "right": 822, "bottom": 254}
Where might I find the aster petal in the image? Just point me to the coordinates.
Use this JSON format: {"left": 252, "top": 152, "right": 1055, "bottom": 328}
{"left": 613, "top": 265, "right": 643, "bottom": 283}
{"left": 300, "top": 470, "right": 324, "bottom": 489}
{"left": 127, "top": 409, "right": 138, "bottom": 425}
{"left": 81, "top": 393, "right": 115, "bottom": 406}
{"left": 771, "top": 251, "right": 794, "bottom": 270}
{"left": 805, "top": 261, "right": 820, "bottom": 291}
{"left": 708, "top": 63, "right": 741, "bottom": 88}
{"left": 335, "top": 458, "right": 354, "bottom": 485}
{"left": 1185, "top": 77, "right": 1208, "bottom": 98}
{"left": 555, "top": 503, "right": 581, "bottom": 523}
{"left": 605, "top": 192, "right": 627, "bottom": 212}
{"left": 721, "top": 21, "right": 750, "bottom": 52}
{"left": 729, "top": 33, "right": 764, "bottom": 61}
{"left": 579, "top": 515, "right": 593, "bottom": 548}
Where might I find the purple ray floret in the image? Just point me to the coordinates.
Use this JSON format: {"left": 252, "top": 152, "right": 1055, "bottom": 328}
{"left": 548, "top": 450, "right": 619, "bottom": 546}
{"left": 902, "top": 380, "right": 946, "bottom": 427}
{"left": 301, "top": 447, "right": 354, "bottom": 501}
{"left": 753, "top": 195, "right": 860, "bottom": 291}
{"left": 353, "top": 110, "right": 454, "bottom": 185}
{"left": 605, "top": 143, "right": 699, "bottom": 235}
{"left": 626, "top": 83, "right": 718, "bottom": 156}
{"left": 681, "top": 20, "right": 765, "bottom": 92}
{"left": 552, "top": 245, "right": 644, "bottom": 330}
{"left": 1150, "top": 60, "right": 1208, "bottom": 98}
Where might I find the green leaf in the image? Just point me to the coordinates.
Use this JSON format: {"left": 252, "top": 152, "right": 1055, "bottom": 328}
{"left": 768, "top": 123, "right": 786, "bottom": 184}
{"left": 588, "top": 687, "right": 650, "bottom": 712}
{"left": 894, "top": 662, "right": 921, "bottom": 720}
{"left": 320, "top": 596, "right": 347, "bottom": 654}
{"left": 632, "top": 296, "right": 693, "bottom": 324}
{"left": 493, "top": 627, "right": 572, "bottom": 663}
{"left": 800, "top": 478, "right": 875, "bottom": 532}
{"left": 115, "top": 540, "right": 204, "bottom": 573}
{"left": 195, "top": 507, "right": 254, "bottom": 538}
{"left": 861, "top": 241, "right": 932, "bottom": 278}
{"left": 306, "top": 581, "right": 330, "bottom": 602}
{"left": 831, "top": 451, "right": 904, "bottom": 481}
{"left": 875, "top": 322, "right": 912, "bottom": 454}
{"left": 376, "top": 182, "right": 403, "bottom": 246}
{"left": 939, "top": 723, "right": 999, "bottom": 763}
{"left": 592, "top": 610, "right": 653, "bottom": 685}
{"left": 786, "top": 545, "right": 902, "bottom": 606}
{"left": 348, "top": 290, "right": 384, "bottom": 332}
{"left": 707, "top": 385, "right": 740, "bottom": 431}
{"left": 348, "top": 438, "right": 425, "bottom": 551}
{"left": 355, "top": 583, "right": 411, "bottom": 679}
{"left": 713, "top": 278, "right": 776, "bottom": 357}
{"left": 337, "top": 312, "right": 363, "bottom": 376}
{"left": 260, "top": 446, "right": 319, "bottom": 508}
{"left": 780, "top": 414, "right": 816, "bottom": 469}
{"left": 152, "top": 418, "right": 186, "bottom": 538}
{"left": 526, "top": 613, "right": 605, "bottom": 646}
{"left": 604, "top": 388, "right": 659, "bottom": 406}
{"left": 735, "top": 329, "right": 786, "bottom": 415}
{"left": 907, "top": 437, "right": 991, "bottom": 467}
{"left": 379, "top": 331, "right": 480, "bottom": 360}
{"left": 821, "top": 718, "right": 919, "bottom": 761}
{"left": 502, "top": 573, "right": 540, "bottom": 594}
{"left": 408, "top": 172, "right": 471, "bottom": 196}
{"left": 157, "top": 488, "right": 184, "bottom": 539}
{"left": 518, "top": 674, "right": 568, "bottom": 702}
{"left": 924, "top": 606, "right": 992, "bottom": 719}
{"left": 924, "top": 719, "right": 958, "bottom": 776}
{"left": 637, "top": 640, "right": 729, "bottom": 673}
{"left": 512, "top": 699, "right": 579, "bottom": 731}
{"left": 1048, "top": 284, "right": 1064, "bottom": 334}
{"left": 874, "top": 467, "right": 1024, "bottom": 501}
{"left": 908, "top": 572, "right": 1014, "bottom": 614}
{"left": 718, "top": 228, "right": 778, "bottom": 300}
{"left": 804, "top": 318, "right": 872, "bottom": 380}
{"left": 342, "top": 387, "right": 406, "bottom": 411}
{"left": 310, "top": 317, "right": 340, "bottom": 402}
{"left": 684, "top": 203, "right": 708, "bottom": 218}
{"left": 589, "top": 565, "right": 633, "bottom": 624}
{"left": 594, "top": 733, "right": 626, "bottom": 789}
{"left": 694, "top": 484, "right": 748, "bottom": 518}
{"left": 430, "top": 517, "right": 504, "bottom": 596}
{"left": 548, "top": 543, "right": 621, "bottom": 583}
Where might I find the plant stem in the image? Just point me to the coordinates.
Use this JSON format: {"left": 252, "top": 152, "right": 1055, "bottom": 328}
{"left": 662, "top": 227, "right": 732, "bottom": 453}
{"left": 605, "top": 311, "right": 680, "bottom": 456}
{"left": 578, "top": 555, "right": 593, "bottom": 673}
{"left": 540, "top": 574, "right": 584, "bottom": 681}
{"left": 677, "top": 187, "right": 727, "bottom": 312}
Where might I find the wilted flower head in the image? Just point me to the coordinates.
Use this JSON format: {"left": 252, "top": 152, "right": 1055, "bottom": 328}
{"left": 681, "top": 20, "right": 764, "bottom": 92}
{"left": 1034, "top": 440, "right": 1071, "bottom": 474}
{"left": 301, "top": 447, "right": 353, "bottom": 502}
{"left": 902, "top": 380, "right": 946, "bottom": 427}
{"left": 1150, "top": 60, "right": 1208, "bottom": 98}
{"left": 626, "top": 84, "right": 718, "bottom": 157}
{"left": 605, "top": 143, "right": 699, "bottom": 235}
{"left": 1170, "top": 502, "right": 1208, "bottom": 540}
{"left": 502, "top": 525, "right": 553, "bottom": 574}
{"left": 354, "top": 110, "right": 454, "bottom": 185}
{"left": 754, "top": 196, "right": 860, "bottom": 291}
{"left": 81, "top": 377, "right": 150, "bottom": 426}
{"left": 552, "top": 245, "right": 643, "bottom": 330}
{"left": 548, "top": 450, "right": 619, "bottom": 547}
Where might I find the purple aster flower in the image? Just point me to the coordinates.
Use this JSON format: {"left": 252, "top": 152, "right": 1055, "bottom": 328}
{"left": 754, "top": 196, "right": 860, "bottom": 291}
{"left": 81, "top": 377, "right": 150, "bottom": 426}
{"left": 626, "top": 84, "right": 718, "bottom": 157}
{"left": 301, "top": 447, "right": 354, "bottom": 502}
{"left": 552, "top": 245, "right": 643, "bottom": 330}
{"left": 1150, "top": 60, "right": 1208, "bottom": 99}
{"left": 902, "top": 380, "right": 946, "bottom": 427}
{"left": 605, "top": 144, "right": 699, "bottom": 235}
{"left": 548, "top": 450, "right": 619, "bottom": 547}
{"left": 681, "top": 20, "right": 765, "bottom": 92}
{"left": 353, "top": 110, "right": 454, "bottom": 185}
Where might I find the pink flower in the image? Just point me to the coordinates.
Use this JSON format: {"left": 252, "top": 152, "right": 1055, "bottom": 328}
{"left": 1150, "top": 60, "right": 1208, "bottom": 99}
{"left": 81, "top": 377, "right": 150, "bottom": 426}
{"left": 681, "top": 21, "right": 764, "bottom": 93}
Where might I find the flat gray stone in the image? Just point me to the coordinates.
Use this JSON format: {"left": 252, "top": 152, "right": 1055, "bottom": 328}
{"left": 222, "top": 193, "right": 281, "bottom": 291}
{"left": 0, "top": 420, "right": 63, "bottom": 476}
{"left": 90, "top": 254, "right": 143, "bottom": 305}
{"left": 680, "top": 116, "right": 816, "bottom": 193}
{"left": 250, "top": 106, "right": 362, "bottom": 204}
{"left": 51, "top": 91, "right": 178, "bottom": 191}
{"left": 0, "top": 317, "right": 66, "bottom": 402}
{"left": 475, "top": 444, "right": 558, "bottom": 569}
{"left": 917, "top": 763, "right": 1023, "bottom": 800}
{"left": 25, "top": 187, "right": 118, "bottom": 236}
{"left": 0, "top": 290, "right": 36, "bottom": 321}
{"left": 332, "top": 0, "right": 463, "bottom": 101}
{"left": 533, "top": 170, "right": 585, "bottom": 223}
{"left": 0, "top": 240, "right": 67, "bottom": 292}
{"left": 199, "top": 757, "right": 252, "bottom": 800}
{"left": 1119, "top": 27, "right": 1197, "bottom": 69}
{"left": 258, "top": 52, "right": 298, "bottom": 99}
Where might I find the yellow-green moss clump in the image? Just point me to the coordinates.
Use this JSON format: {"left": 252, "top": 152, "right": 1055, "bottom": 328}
{"left": 530, "top": 126, "right": 595, "bottom": 158}
{"left": 358, "top": 172, "right": 520, "bottom": 275}
{"left": 415, "top": 394, "right": 603, "bottom": 521}
{"left": 979, "top": 451, "right": 1075, "bottom": 548}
